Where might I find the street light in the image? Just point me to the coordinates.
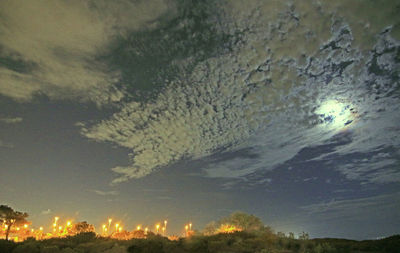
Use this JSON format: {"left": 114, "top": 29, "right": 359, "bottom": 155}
{"left": 108, "top": 218, "right": 112, "bottom": 234}
{"left": 156, "top": 224, "right": 160, "bottom": 234}
{"left": 115, "top": 223, "right": 119, "bottom": 232}
{"left": 137, "top": 225, "right": 141, "bottom": 231}
{"left": 185, "top": 225, "right": 188, "bottom": 236}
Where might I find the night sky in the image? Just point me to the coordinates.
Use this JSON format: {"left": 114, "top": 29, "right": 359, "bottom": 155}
{"left": 1, "top": 0, "right": 400, "bottom": 240}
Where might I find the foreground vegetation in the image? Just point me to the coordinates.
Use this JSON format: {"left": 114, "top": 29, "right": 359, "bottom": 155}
{"left": 2, "top": 206, "right": 399, "bottom": 252}
{"left": 0, "top": 232, "right": 399, "bottom": 253}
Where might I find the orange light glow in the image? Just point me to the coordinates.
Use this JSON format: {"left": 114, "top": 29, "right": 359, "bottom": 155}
{"left": 217, "top": 224, "right": 242, "bottom": 234}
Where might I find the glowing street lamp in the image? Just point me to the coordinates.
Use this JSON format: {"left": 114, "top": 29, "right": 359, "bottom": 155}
{"left": 156, "top": 224, "right": 160, "bottom": 234}
{"left": 108, "top": 218, "right": 112, "bottom": 234}
{"left": 119, "top": 227, "right": 122, "bottom": 232}
{"left": 39, "top": 227, "right": 43, "bottom": 231}
{"left": 67, "top": 221, "right": 71, "bottom": 227}
{"left": 145, "top": 227, "right": 148, "bottom": 235}
{"left": 24, "top": 224, "right": 28, "bottom": 229}
{"left": 162, "top": 227, "right": 165, "bottom": 235}
{"left": 189, "top": 223, "right": 192, "bottom": 231}
{"left": 115, "top": 223, "right": 119, "bottom": 232}
{"left": 185, "top": 225, "right": 188, "bottom": 236}
{"left": 102, "top": 224, "right": 106, "bottom": 235}
{"left": 137, "top": 225, "right": 141, "bottom": 231}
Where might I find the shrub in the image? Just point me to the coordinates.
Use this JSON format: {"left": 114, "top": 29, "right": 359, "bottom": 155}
{"left": 41, "top": 245, "right": 62, "bottom": 253}
{"left": 12, "top": 242, "right": 40, "bottom": 253}
{"left": 0, "top": 239, "right": 16, "bottom": 252}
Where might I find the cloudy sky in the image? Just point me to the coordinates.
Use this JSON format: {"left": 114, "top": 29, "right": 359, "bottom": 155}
{"left": 1, "top": 0, "right": 399, "bottom": 239}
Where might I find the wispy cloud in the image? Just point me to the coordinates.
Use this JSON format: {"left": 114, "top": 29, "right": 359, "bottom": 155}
{"left": 41, "top": 209, "right": 52, "bottom": 215}
{"left": 0, "top": 140, "right": 14, "bottom": 148}
{"left": 91, "top": 189, "right": 119, "bottom": 196}
{"left": 0, "top": 117, "right": 23, "bottom": 124}
{"left": 0, "top": 0, "right": 171, "bottom": 105}
{"left": 300, "top": 192, "right": 400, "bottom": 220}
{"left": 336, "top": 151, "right": 400, "bottom": 184}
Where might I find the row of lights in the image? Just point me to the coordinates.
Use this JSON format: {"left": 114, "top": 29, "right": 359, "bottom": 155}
{"left": 101, "top": 219, "right": 171, "bottom": 235}
{"left": 2, "top": 216, "right": 194, "bottom": 241}
{"left": 101, "top": 219, "right": 193, "bottom": 237}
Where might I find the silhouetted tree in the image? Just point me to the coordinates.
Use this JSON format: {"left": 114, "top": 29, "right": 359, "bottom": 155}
{"left": 203, "top": 221, "right": 217, "bottom": 235}
{"left": 220, "top": 211, "right": 265, "bottom": 231}
{"left": 0, "top": 205, "right": 29, "bottom": 240}
{"left": 299, "top": 231, "right": 309, "bottom": 240}
{"left": 71, "top": 221, "right": 94, "bottom": 234}
{"left": 203, "top": 211, "right": 267, "bottom": 235}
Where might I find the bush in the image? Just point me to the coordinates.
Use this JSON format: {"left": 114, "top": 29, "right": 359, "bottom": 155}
{"left": 41, "top": 246, "right": 62, "bottom": 253}
{"left": 0, "top": 239, "right": 16, "bottom": 252}
{"left": 128, "top": 239, "right": 165, "bottom": 253}
{"left": 67, "top": 232, "right": 97, "bottom": 245}
{"left": 12, "top": 242, "right": 40, "bottom": 253}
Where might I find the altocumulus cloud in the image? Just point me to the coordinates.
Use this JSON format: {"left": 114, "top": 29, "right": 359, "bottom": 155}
{"left": 0, "top": 0, "right": 172, "bottom": 105}
{"left": 82, "top": 0, "right": 400, "bottom": 185}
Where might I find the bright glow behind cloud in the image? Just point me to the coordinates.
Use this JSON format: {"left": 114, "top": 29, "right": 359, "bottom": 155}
{"left": 316, "top": 100, "right": 356, "bottom": 130}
